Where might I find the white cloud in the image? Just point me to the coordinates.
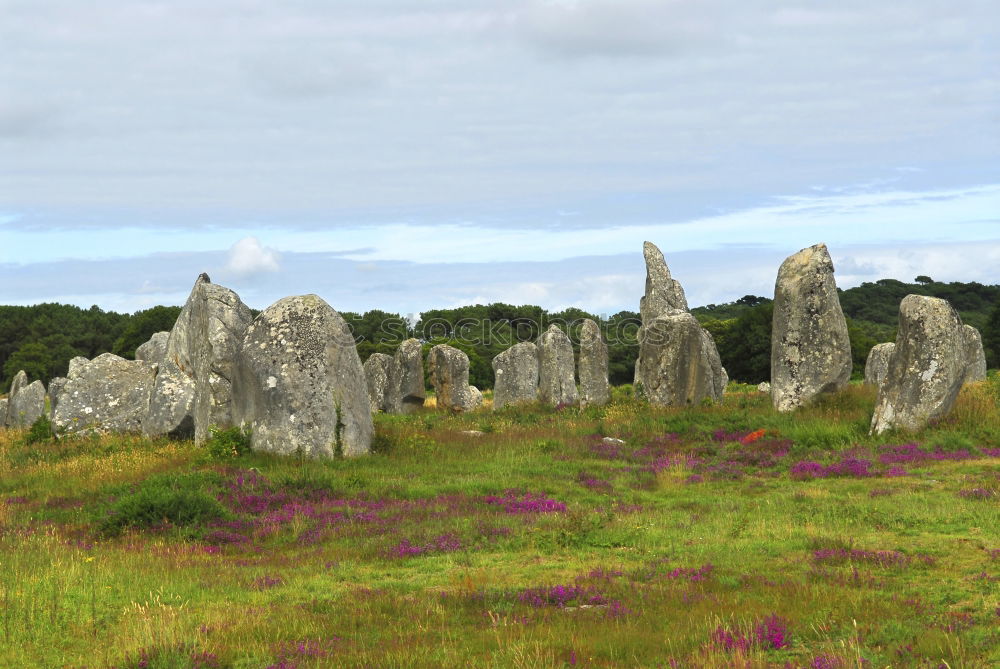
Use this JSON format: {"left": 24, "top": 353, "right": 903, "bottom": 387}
{"left": 224, "top": 237, "right": 280, "bottom": 276}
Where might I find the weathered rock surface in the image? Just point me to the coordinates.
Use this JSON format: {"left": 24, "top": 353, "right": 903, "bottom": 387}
{"left": 0, "top": 398, "right": 7, "bottom": 427}
{"left": 6, "top": 374, "right": 46, "bottom": 428}
{"left": 871, "top": 295, "right": 968, "bottom": 434}
{"left": 468, "top": 385, "right": 483, "bottom": 409}
{"left": 756, "top": 382, "right": 771, "bottom": 393}
{"left": 232, "top": 294, "right": 373, "bottom": 458}
{"left": 53, "top": 354, "right": 156, "bottom": 435}
{"left": 635, "top": 312, "right": 726, "bottom": 405}
{"left": 578, "top": 319, "right": 609, "bottom": 407}
{"left": 135, "top": 331, "right": 170, "bottom": 365}
{"left": 393, "top": 338, "right": 426, "bottom": 413}
{"left": 427, "top": 344, "right": 477, "bottom": 412}
{"left": 537, "top": 325, "right": 578, "bottom": 406}
{"left": 770, "top": 243, "right": 852, "bottom": 412}
{"left": 864, "top": 343, "right": 895, "bottom": 387}
{"left": 48, "top": 377, "right": 68, "bottom": 415}
{"left": 633, "top": 242, "right": 727, "bottom": 405}
{"left": 148, "top": 274, "right": 253, "bottom": 443}
{"left": 491, "top": 342, "right": 539, "bottom": 410}
{"left": 962, "top": 325, "right": 987, "bottom": 383}
{"left": 364, "top": 353, "right": 397, "bottom": 414}
{"left": 68, "top": 357, "right": 90, "bottom": 379}
{"left": 639, "top": 241, "right": 688, "bottom": 322}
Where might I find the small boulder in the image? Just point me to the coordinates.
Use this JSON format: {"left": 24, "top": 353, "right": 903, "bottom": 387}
{"left": 468, "top": 385, "right": 484, "bottom": 409}
{"left": 427, "top": 345, "right": 477, "bottom": 412}
{"left": 364, "top": 353, "right": 398, "bottom": 414}
{"left": 635, "top": 312, "right": 726, "bottom": 405}
{"left": 756, "top": 381, "right": 771, "bottom": 393}
{"left": 578, "top": 319, "right": 609, "bottom": 407}
{"left": 393, "top": 338, "right": 426, "bottom": 413}
{"left": 864, "top": 343, "right": 895, "bottom": 387}
{"left": 232, "top": 294, "right": 373, "bottom": 458}
{"left": 537, "top": 325, "right": 578, "bottom": 406}
{"left": 962, "top": 325, "right": 987, "bottom": 383}
{"left": 6, "top": 372, "right": 46, "bottom": 428}
{"left": 53, "top": 354, "right": 156, "bottom": 435}
{"left": 135, "top": 331, "right": 170, "bottom": 365}
{"left": 770, "top": 243, "right": 852, "bottom": 412}
{"left": 871, "top": 295, "right": 968, "bottom": 434}
{"left": 491, "top": 342, "right": 539, "bottom": 410}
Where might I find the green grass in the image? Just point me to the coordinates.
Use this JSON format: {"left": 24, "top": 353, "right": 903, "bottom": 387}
{"left": 0, "top": 382, "right": 998, "bottom": 667}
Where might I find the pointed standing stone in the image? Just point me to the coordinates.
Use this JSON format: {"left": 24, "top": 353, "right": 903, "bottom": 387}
{"left": 491, "top": 342, "right": 539, "bottom": 410}
{"left": 537, "top": 325, "right": 578, "bottom": 406}
{"left": 864, "top": 343, "right": 895, "bottom": 387}
{"left": 6, "top": 372, "right": 46, "bottom": 428}
{"left": 770, "top": 243, "right": 852, "bottom": 412}
{"left": 871, "top": 295, "right": 968, "bottom": 434}
{"left": 639, "top": 241, "right": 688, "bottom": 322}
{"left": 364, "top": 353, "right": 398, "bottom": 414}
{"left": 578, "top": 319, "right": 609, "bottom": 407}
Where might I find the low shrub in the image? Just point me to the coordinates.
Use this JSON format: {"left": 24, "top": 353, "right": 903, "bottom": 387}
{"left": 97, "top": 473, "right": 228, "bottom": 537}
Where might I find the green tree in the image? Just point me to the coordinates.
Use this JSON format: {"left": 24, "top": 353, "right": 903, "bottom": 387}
{"left": 984, "top": 301, "right": 1000, "bottom": 369}
{"left": 112, "top": 306, "right": 182, "bottom": 359}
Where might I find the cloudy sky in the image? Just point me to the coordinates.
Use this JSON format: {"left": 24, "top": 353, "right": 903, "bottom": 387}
{"left": 2, "top": 0, "right": 998, "bottom": 317}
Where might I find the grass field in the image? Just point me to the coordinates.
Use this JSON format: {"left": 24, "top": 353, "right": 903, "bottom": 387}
{"left": 0, "top": 381, "right": 998, "bottom": 668}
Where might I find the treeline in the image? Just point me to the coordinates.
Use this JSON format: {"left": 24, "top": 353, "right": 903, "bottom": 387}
{"left": 2, "top": 277, "right": 998, "bottom": 393}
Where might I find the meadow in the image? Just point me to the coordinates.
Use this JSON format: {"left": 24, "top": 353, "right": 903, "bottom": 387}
{"left": 0, "top": 381, "right": 998, "bottom": 668}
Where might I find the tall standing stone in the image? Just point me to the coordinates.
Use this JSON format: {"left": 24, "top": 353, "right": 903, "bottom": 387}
{"left": 770, "top": 243, "right": 852, "bottom": 412}
{"left": 6, "top": 372, "right": 46, "bottom": 428}
{"left": 52, "top": 354, "right": 156, "bottom": 435}
{"left": 427, "top": 344, "right": 477, "bottom": 412}
{"left": 364, "top": 353, "right": 398, "bottom": 414}
{"left": 537, "top": 325, "right": 578, "bottom": 406}
{"left": 145, "top": 274, "right": 253, "bottom": 443}
{"left": 633, "top": 241, "right": 727, "bottom": 405}
{"left": 962, "top": 325, "right": 988, "bottom": 383}
{"left": 135, "top": 331, "right": 170, "bottom": 365}
{"left": 232, "top": 295, "right": 373, "bottom": 458}
{"left": 491, "top": 342, "right": 539, "bottom": 410}
{"left": 864, "top": 343, "right": 895, "bottom": 387}
{"left": 48, "top": 377, "right": 69, "bottom": 416}
{"left": 578, "top": 319, "right": 609, "bottom": 407}
{"left": 0, "top": 398, "right": 7, "bottom": 427}
{"left": 393, "top": 338, "right": 426, "bottom": 413}
{"left": 871, "top": 295, "right": 968, "bottom": 434}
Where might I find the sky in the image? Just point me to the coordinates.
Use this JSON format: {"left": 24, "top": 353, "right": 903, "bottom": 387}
{"left": 2, "top": 0, "right": 998, "bottom": 318}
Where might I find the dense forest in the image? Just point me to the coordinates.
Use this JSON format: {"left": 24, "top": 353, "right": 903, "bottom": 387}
{"left": 2, "top": 277, "right": 998, "bottom": 393}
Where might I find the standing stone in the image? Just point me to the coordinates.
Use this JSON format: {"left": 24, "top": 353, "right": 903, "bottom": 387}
{"left": 492, "top": 342, "right": 539, "bottom": 410}
{"left": 0, "top": 398, "right": 7, "bottom": 428}
{"left": 68, "top": 357, "right": 90, "bottom": 379}
{"left": 6, "top": 373, "right": 46, "bottom": 428}
{"left": 633, "top": 241, "right": 727, "bottom": 405}
{"left": 962, "top": 325, "right": 988, "bottom": 383}
{"left": 135, "top": 331, "right": 170, "bottom": 365}
{"left": 636, "top": 313, "right": 726, "bottom": 405}
{"left": 864, "top": 343, "right": 895, "bottom": 387}
{"left": 468, "top": 385, "right": 484, "bottom": 409}
{"left": 48, "top": 377, "right": 68, "bottom": 415}
{"left": 146, "top": 274, "right": 253, "bottom": 443}
{"left": 53, "top": 354, "right": 156, "bottom": 435}
{"left": 232, "top": 294, "right": 373, "bottom": 458}
{"left": 871, "top": 295, "right": 968, "bottom": 434}
{"left": 578, "top": 319, "right": 609, "bottom": 407}
{"left": 393, "top": 338, "right": 426, "bottom": 413}
{"left": 537, "top": 325, "right": 578, "bottom": 406}
{"left": 427, "top": 345, "right": 477, "bottom": 412}
{"left": 364, "top": 353, "right": 397, "bottom": 414}
{"left": 770, "top": 243, "right": 852, "bottom": 412}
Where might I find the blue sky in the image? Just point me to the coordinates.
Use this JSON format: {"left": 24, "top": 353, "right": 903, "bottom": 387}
{"left": 2, "top": 0, "right": 998, "bottom": 316}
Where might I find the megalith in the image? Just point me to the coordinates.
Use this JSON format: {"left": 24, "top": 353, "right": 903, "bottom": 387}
{"left": 962, "top": 325, "right": 987, "bottom": 383}
{"left": 53, "top": 354, "right": 157, "bottom": 435}
{"left": 578, "top": 319, "right": 609, "bottom": 407}
{"left": 232, "top": 294, "right": 373, "bottom": 458}
{"left": 5, "top": 371, "right": 46, "bottom": 428}
{"left": 48, "top": 377, "right": 68, "bottom": 415}
{"left": 0, "top": 398, "right": 7, "bottom": 427}
{"left": 491, "top": 342, "right": 539, "bottom": 410}
{"left": 537, "top": 325, "right": 578, "bottom": 406}
{"left": 393, "top": 338, "right": 426, "bottom": 413}
{"left": 135, "top": 331, "right": 170, "bottom": 365}
{"left": 770, "top": 243, "right": 852, "bottom": 412}
{"left": 468, "top": 385, "right": 484, "bottom": 410}
{"left": 864, "top": 343, "right": 895, "bottom": 387}
{"left": 633, "top": 241, "right": 727, "bottom": 405}
{"left": 146, "top": 274, "right": 253, "bottom": 443}
{"left": 870, "top": 295, "right": 968, "bottom": 434}
{"left": 364, "top": 353, "right": 398, "bottom": 414}
{"left": 427, "top": 344, "right": 477, "bottom": 412}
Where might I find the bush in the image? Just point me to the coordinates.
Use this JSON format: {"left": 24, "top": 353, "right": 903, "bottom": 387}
{"left": 22, "top": 414, "right": 53, "bottom": 445}
{"left": 97, "top": 473, "right": 228, "bottom": 537}
{"left": 205, "top": 426, "right": 251, "bottom": 460}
